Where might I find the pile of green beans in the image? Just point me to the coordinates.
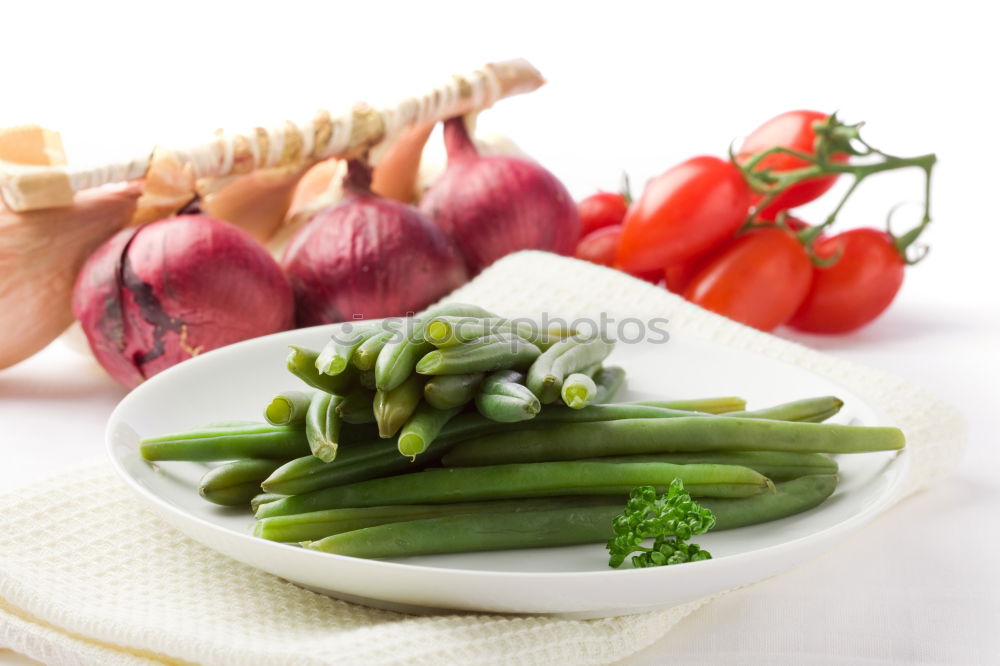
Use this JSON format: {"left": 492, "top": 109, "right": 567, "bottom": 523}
{"left": 138, "top": 304, "right": 906, "bottom": 563}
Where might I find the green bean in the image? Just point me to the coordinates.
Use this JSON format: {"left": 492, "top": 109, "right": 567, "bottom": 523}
{"left": 352, "top": 328, "right": 397, "bottom": 371}
{"left": 251, "top": 492, "right": 288, "bottom": 513}
{"left": 591, "top": 365, "right": 626, "bottom": 403}
{"left": 535, "top": 403, "right": 697, "bottom": 422}
{"left": 261, "top": 436, "right": 456, "bottom": 495}
{"left": 529, "top": 338, "right": 615, "bottom": 404}
{"left": 701, "top": 474, "right": 838, "bottom": 527}
{"left": 255, "top": 497, "right": 618, "bottom": 542}
{"left": 424, "top": 316, "right": 572, "bottom": 350}
{"left": 255, "top": 461, "right": 771, "bottom": 518}
{"left": 141, "top": 423, "right": 309, "bottom": 461}
{"left": 549, "top": 339, "right": 614, "bottom": 382}
{"left": 199, "top": 459, "right": 283, "bottom": 506}
{"left": 423, "top": 316, "right": 511, "bottom": 347}
{"left": 373, "top": 373, "right": 424, "bottom": 438}
{"left": 475, "top": 370, "right": 540, "bottom": 422}
{"left": 561, "top": 373, "right": 598, "bottom": 409}
{"left": 263, "top": 390, "right": 313, "bottom": 426}
{"left": 376, "top": 304, "right": 497, "bottom": 391}
{"left": 424, "top": 373, "right": 485, "bottom": 409}
{"left": 303, "top": 505, "right": 622, "bottom": 557}
{"left": 634, "top": 397, "right": 746, "bottom": 414}
{"left": 358, "top": 370, "right": 377, "bottom": 390}
{"left": 443, "top": 417, "right": 904, "bottom": 466}
{"left": 434, "top": 403, "right": 702, "bottom": 447}
{"left": 300, "top": 475, "right": 837, "bottom": 557}
{"left": 306, "top": 391, "right": 344, "bottom": 462}
{"left": 438, "top": 398, "right": 847, "bottom": 466}
{"left": 446, "top": 395, "right": 835, "bottom": 445}
{"left": 397, "top": 404, "right": 463, "bottom": 458}
{"left": 259, "top": 398, "right": 834, "bottom": 495}
{"left": 416, "top": 334, "right": 541, "bottom": 375}
{"left": 525, "top": 338, "right": 577, "bottom": 403}
{"left": 287, "top": 346, "right": 355, "bottom": 394}
{"left": 728, "top": 396, "right": 844, "bottom": 423}
{"left": 315, "top": 323, "right": 382, "bottom": 376}
{"left": 594, "top": 451, "right": 838, "bottom": 481}
{"left": 335, "top": 387, "right": 376, "bottom": 424}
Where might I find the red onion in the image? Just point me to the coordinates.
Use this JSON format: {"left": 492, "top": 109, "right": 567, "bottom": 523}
{"left": 419, "top": 117, "right": 580, "bottom": 274}
{"left": 281, "top": 160, "right": 467, "bottom": 325}
{"left": 72, "top": 215, "right": 294, "bottom": 388}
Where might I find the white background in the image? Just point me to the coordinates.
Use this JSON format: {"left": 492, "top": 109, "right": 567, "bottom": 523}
{"left": 2, "top": 1, "right": 999, "bottom": 663}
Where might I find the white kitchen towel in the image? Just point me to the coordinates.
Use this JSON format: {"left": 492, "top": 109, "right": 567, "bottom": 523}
{"left": 0, "top": 251, "right": 965, "bottom": 666}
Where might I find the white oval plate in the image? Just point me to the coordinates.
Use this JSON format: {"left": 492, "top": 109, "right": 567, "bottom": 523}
{"left": 107, "top": 324, "right": 908, "bottom": 618}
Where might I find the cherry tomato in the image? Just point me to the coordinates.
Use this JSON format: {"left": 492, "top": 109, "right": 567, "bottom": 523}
{"left": 739, "top": 110, "right": 849, "bottom": 217}
{"left": 575, "top": 225, "right": 622, "bottom": 266}
{"left": 788, "top": 228, "right": 904, "bottom": 334}
{"left": 665, "top": 251, "right": 716, "bottom": 294}
{"left": 578, "top": 192, "right": 628, "bottom": 236}
{"left": 616, "top": 156, "right": 751, "bottom": 273}
{"left": 627, "top": 269, "right": 664, "bottom": 285}
{"left": 665, "top": 214, "right": 812, "bottom": 294}
{"left": 683, "top": 229, "right": 813, "bottom": 332}
{"left": 574, "top": 226, "right": 661, "bottom": 283}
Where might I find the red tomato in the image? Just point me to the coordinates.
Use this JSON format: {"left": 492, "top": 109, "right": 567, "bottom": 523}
{"left": 739, "top": 110, "right": 849, "bottom": 217}
{"left": 666, "top": 215, "right": 811, "bottom": 293}
{"left": 665, "top": 251, "right": 716, "bottom": 294}
{"left": 788, "top": 229, "right": 904, "bottom": 334}
{"left": 616, "top": 156, "right": 751, "bottom": 273}
{"left": 683, "top": 229, "right": 813, "bottom": 332}
{"left": 628, "top": 268, "right": 664, "bottom": 285}
{"left": 575, "top": 225, "right": 622, "bottom": 266}
{"left": 578, "top": 192, "right": 628, "bottom": 236}
{"left": 574, "top": 227, "right": 661, "bottom": 283}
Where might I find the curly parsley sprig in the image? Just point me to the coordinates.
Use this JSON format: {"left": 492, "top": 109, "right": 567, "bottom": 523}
{"left": 607, "top": 480, "right": 716, "bottom": 569}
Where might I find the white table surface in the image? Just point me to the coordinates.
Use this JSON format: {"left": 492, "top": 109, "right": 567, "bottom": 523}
{"left": 3, "top": 1, "right": 999, "bottom": 663}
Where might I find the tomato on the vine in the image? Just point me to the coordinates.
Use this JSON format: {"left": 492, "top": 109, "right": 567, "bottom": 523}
{"left": 665, "top": 214, "right": 811, "bottom": 294}
{"left": 574, "top": 225, "right": 661, "bottom": 283}
{"left": 575, "top": 225, "right": 622, "bottom": 266}
{"left": 788, "top": 228, "right": 905, "bottom": 333}
{"left": 578, "top": 192, "right": 628, "bottom": 236}
{"left": 739, "top": 110, "right": 849, "bottom": 217}
{"left": 683, "top": 228, "right": 813, "bottom": 331}
{"left": 615, "top": 156, "right": 751, "bottom": 273}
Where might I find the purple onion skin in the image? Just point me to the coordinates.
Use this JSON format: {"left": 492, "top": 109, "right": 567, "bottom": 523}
{"left": 419, "top": 118, "right": 581, "bottom": 275}
{"left": 281, "top": 181, "right": 468, "bottom": 326}
{"left": 72, "top": 215, "right": 295, "bottom": 388}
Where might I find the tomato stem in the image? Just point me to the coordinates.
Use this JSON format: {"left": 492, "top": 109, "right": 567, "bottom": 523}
{"left": 620, "top": 171, "right": 633, "bottom": 206}
{"left": 734, "top": 114, "right": 937, "bottom": 247}
{"left": 886, "top": 202, "right": 933, "bottom": 265}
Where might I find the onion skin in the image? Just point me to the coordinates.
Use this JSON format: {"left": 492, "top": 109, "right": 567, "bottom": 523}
{"left": 419, "top": 118, "right": 580, "bottom": 275}
{"left": 199, "top": 165, "right": 309, "bottom": 243}
{"left": 72, "top": 215, "right": 294, "bottom": 388}
{"left": 282, "top": 163, "right": 468, "bottom": 326}
{"left": 0, "top": 182, "right": 142, "bottom": 370}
